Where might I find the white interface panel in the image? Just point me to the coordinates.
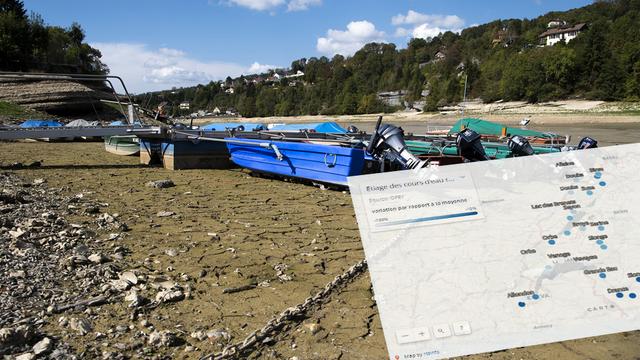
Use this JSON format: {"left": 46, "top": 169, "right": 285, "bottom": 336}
{"left": 349, "top": 144, "right": 640, "bottom": 360}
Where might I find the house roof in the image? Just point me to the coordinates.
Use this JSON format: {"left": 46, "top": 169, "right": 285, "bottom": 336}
{"left": 539, "top": 23, "right": 586, "bottom": 38}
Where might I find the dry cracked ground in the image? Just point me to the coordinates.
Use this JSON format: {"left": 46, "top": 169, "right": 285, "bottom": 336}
{"left": 1, "top": 141, "right": 640, "bottom": 360}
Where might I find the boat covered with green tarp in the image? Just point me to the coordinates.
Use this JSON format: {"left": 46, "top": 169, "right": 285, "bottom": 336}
{"left": 406, "top": 140, "right": 560, "bottom": 159}
{"left": 446, "top": 118, "right": 566, "bottom": 144}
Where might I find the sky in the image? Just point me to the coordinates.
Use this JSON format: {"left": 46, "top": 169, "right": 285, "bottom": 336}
{"left": 23, "top": 0, "right": 592, "bottom": 93}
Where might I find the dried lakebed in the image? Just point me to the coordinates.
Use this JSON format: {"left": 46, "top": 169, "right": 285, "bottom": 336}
{"left": 1, "top": 141, "right": 640, "bottom": 360}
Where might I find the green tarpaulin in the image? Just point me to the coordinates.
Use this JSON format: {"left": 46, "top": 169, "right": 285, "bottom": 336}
{"left": 448, "top": 118, "right": 558, "bottom": 138}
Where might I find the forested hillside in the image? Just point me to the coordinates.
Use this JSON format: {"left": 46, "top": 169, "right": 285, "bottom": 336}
{"left": 0, "top": 0, "right": 107, "bottom": 74}
{"left": 140, "top": 0, "right": 640, "bottom": 117}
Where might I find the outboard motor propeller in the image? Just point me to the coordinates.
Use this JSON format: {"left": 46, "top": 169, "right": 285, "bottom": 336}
{"left": 456, "top": 129, "right": 490, "bottom": 162}
{"left": 577, "top": 137, "right": 598, "bottom": 149}
{"left": 347, "top": 125, "right": 359, "bottom": 133}
{"left": 507, "top": 135, "right": 534, "bottom": 157}
{"left": 367, "top": 116, "right": 426, "bottom": 170}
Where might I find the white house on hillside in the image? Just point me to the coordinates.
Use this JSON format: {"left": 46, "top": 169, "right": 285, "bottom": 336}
{"left": 285, "top": 70, "right": 305, "bottom": 79}
{"left": 539, "top": 23, "right": 586, "bottom": 46}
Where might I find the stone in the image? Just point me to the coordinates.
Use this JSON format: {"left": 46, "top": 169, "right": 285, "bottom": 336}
{"left": 33, "top": 178, "right": 46, "bottom": 185}
{"left": 9, "top": 270, "right": 26, "bottom": 278}
{"left": 146, "top": 180, "right": 175, "bottom": 189}
{"left": 304, "top": 323, "right": 322, "bottom": 335}
{"left": 155, "top": 289, "right": 185, "bottom": 303}
{"left": 124, "top": 290, "right": 146, "bottom": 308}
{"left": 164, "top": 248, "right": 178, "bottom": 257}
{"left": 206, "top": 329, "right": 231, "bottom": 344}
{"left": 110, "top": 279, "right": 131, "bottom": 292}
{"left": 148, "top": 330, "right": 179, "bottom": 347}
{"left": 119, "top": 271, "right": 138, "bottom": 285}
{"left": 207, "top": 232, "right": 220, "bottom": 241}
{"left": 15, "top": 353, "right": 35, "bottom": 360}
{"left": 69, "top": 318, "right": 92, "bottom": 335}
{"left": 97, "top": 213, "right": 116, "bottom": 224}
{"left": 9, "top": 228, "right": 26, "bottom": 239}
{"left": 140, "top": 319, "right": 151, "bottom": 327}
{"left": 115, "top": 325, "right": 128, "bottom": 333}
{"left": 190, "top": 331, "right": 207, "bottom": 341}
{"left": 156, "top": 211, "right": 176, "bottom": 218}
{"left": 32, "top": 337, "right": 52, "bottom": 355}
{"left": 274, "top": 263, "right": 293, "bottom": 282}
{"left": 0, "top": 325, "right": 35, "bottom": 348}
{"left": 88, "top": 253, "right": 108, "bottom": 264}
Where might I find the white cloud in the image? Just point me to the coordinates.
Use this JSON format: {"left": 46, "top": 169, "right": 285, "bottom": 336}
{"left": 227, "top": 0, "right": 285, "bottom": 11}
{"left": 225, "top": 0, "right": 320, "bottom": 11}
{"left": 246, "top": 62, "right": 277, "bottom": 74}
{"left": 92, "top": 42, "right": 250, "bottom": 93}
{"left": 392, "top": 10, "right": 465, "bottom": 40}
{"left": 412, "top": 25, "right": 451, "bottom": 39}
{"left": 392, "top": 10, "right": 464, "bottom": 28}
{"left": 287, "top": 0, "right": 321, "bottom": 11}
{"left": 316, "top": 20, "right": 386, "bottom": 56}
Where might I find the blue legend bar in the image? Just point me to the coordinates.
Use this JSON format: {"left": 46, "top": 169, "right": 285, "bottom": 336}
{"left": 378, "top": 211, "right": 479, "bottom": 227}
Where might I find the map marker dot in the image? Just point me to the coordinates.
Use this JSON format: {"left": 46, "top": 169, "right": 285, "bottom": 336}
{"left": 567, "top": 215, "right": 574, "bottom": 221}
{"left": 599, "top": 181, "right": 607, "bottom": 187}
{"left": 636, "top": 277, "right": 640, "bottom": 283}
{"left": 548, "top": 240, "right": 556, "bottom": 245}
{"left": 564, "top": 230, "right": 571, "bottom": 236}
{"left": 598, "top": 225, "right": 605, "bottom": 231}
{"left": 532, "top": 294, "right": 540, "bottom": 300}
{"left": 596, "top": 240, "right": 604, "bottom": 245}
{"left": 599, "top": 273, "right": 607, "bottom": 279}
{"left": 587, "top": 190, "right": 594, "bottom": 196}
{"left": 595, "top": 172, "right": 602, "bottom": 179}
{"left": 616, "top": 292, "right": 624, "bottom": 299}
{"left": 631, "top": 293, "right": 637, "bottom": 299}
{"left": 518, "top": 302, "right": 526, "bottom": 307}
{"left": 600, "top": 244, "right": 608, "bottom": 250}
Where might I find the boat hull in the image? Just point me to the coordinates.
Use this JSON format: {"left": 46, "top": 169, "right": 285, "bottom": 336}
{"left": 226, "top": 138, "right": 365, "bottom": 186}
{"left": 104, "top": 135, "right": 140, "bottom": 156}
{"left": 406, "top": 140, "right": 561, "bottom": 159}
{"left": 139, "top": 138, "right": 231, "bottom": 170}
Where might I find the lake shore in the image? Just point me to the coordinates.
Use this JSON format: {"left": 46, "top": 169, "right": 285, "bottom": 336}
{"left": 190, "top": 100, "right": 640, "bottom": 126}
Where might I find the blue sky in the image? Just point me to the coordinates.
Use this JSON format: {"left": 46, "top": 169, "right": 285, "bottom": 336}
{"left": 23, "top": 0, "right": 591, "bottom": 93}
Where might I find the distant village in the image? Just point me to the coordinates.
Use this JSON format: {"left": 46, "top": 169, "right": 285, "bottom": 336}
{"left": 169, "top": 18, "right": 588, "bottom": 119}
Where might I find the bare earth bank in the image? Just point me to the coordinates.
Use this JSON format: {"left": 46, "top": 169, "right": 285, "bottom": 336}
{"left": 1, "top": 132, "right": 639, "bottom": 359}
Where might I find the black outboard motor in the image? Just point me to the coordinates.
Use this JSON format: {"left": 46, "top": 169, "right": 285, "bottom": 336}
{"left": 367, "top": 116, "right": 426, "bottom": 170}
{"left": 456, "top": 129, "right": 490, "bottom": 162}
{"left": 347, "top": 125, "right": 359, "bottom": 133}
{"left": 577, "top": 137, "right": 598, "bottom": 149}
{"left": 507, "top": 135, "right": 534, "bottom": 157}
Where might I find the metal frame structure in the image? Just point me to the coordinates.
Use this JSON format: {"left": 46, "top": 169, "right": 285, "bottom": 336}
{"left": 0, "top": 126, "right": 161, "bottom": 140}
{"left": 0, "top": 71, "right": 139, "bottom": 124}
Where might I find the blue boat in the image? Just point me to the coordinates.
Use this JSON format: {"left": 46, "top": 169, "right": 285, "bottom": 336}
{"left": 201, "top": 122, "right": 265, "bottom": 131}
{"left": 19, "top": 119, "right": 63, "bottom": 128}
{"left": 267, "top": 122, "right": 347, "bottom": 133}
{"left": 225, "top": 138, "right": 365, "bottom": 186}
{"left": 109, "top": 120, "right": 143, "bottom": 126}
